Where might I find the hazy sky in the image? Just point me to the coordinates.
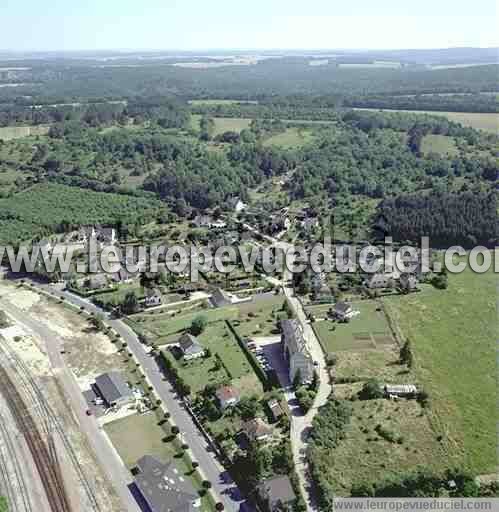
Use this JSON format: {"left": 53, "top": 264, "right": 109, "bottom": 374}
{"left": 1, "top": 0, "right": 497, "bottom": 51}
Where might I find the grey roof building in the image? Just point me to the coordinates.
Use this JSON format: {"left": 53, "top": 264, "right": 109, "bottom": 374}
{"left": 210, "top": 288, "right": 231, "bottom": 308}
{"left": 134, "top": 455, "right": 200, "bottom": 512}
{"left": 94, "top": 371, "right": 134, "bottom": 408}
{"left": 281, "top": 319, "right": 314, "bottom": 384}
{"left": 257, "top": 475, "right": 296, "bottom": 511}
{"left": 178, "top": 333, "right": 205, "bottom": 360}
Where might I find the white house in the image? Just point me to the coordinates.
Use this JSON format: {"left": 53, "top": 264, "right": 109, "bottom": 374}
{"left": 145, "top": 288, "right": 162, "bottom": 307}
{"left": 178, "top": 333, "right": 205, "bottom": 360}
{"left": 215, "top": 385, "right": 240, "bottom": 409}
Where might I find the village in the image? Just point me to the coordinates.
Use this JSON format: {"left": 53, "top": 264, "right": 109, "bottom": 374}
{"left": 0, "top": 187, "right": 449, "bottom": 512}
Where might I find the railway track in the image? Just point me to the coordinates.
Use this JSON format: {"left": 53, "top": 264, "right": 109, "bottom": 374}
{"left": 0, "top": 411, "right": 34, "bottom": 512}
{"left": 0, "top": 363, "right": 71, "bottom": 512}
{"left": 0, "top": 337, "right": 102, "bottom": 512}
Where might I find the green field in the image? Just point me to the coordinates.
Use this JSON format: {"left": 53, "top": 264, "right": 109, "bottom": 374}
{"left": 189, "top": 99, "right": 258, "bottom": 106}
{"left": 384, "top": 267, "right": 496, "bottom": 474}
{"left": 0, "top": 183, "right": 163, "bottom": 244}
{"left": 421, "top": 134, "right": 459, "bottom": 156}
{"left": 263, "top": 127, "right": 314, "bottom": 149}
{"left": 130, "top": 295, "right": 284, "bottom": 342}
{"left": 104, "top": 413, "right": 178, "bottom": 468}
{"left": 354, "top": 108, "right": 499, "bottom": 133}
{"left": 212, "top": 117, "right": 252, "bottom": 135}
{"left": 0, "top": 125, "right": 50, "bottom": 141}
{"left": 313, "top": 301, "right": 394, "bottom": 353}
{"left": 339, "top": 61, "right": 401, "bottom": 69}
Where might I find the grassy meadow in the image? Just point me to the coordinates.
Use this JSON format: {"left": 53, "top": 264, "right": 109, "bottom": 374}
{"left": 384, "top": 266, "right": 496, "bottom": 474}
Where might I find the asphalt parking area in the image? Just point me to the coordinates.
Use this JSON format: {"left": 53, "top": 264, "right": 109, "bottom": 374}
{"left": 248, "top": 335, "right": 291, "bottom": 389}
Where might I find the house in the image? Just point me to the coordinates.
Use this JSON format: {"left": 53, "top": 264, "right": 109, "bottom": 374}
{"left": 242, "top": 418, "right": 272, "bottom": 443}
{"left": 87, "top": 274, "right": 108, "bottom": 290}
{"left": 79, "top": 226, "right": 117, "bottom": 246}
{"left": 257, "top": 475, "right": 296, "bottom": 511}
{"left": 384, "top": 384, "right": 418, "bottom": 398}
{"left": 280, "top": 319, "right": 315, "bottom": 384}
{"left": 268, "top": 215, "right": 291, "bottom": 235}
{"left": 94, "top": 371, "right": 134, "bottom": 408}
{"left": 228, "top": 197, "right": 246, "bottom": 213}
{"left": 399, "top": 273, "right": 418, "bottom": 292}
{"left": 365, "top": 273, "right": 395, "bottom": 289}
{"left": 267, "top": 399, "right": 284, "bottom": 422}
{"left": 302, "top": 217, "right": 319, "bottom": 231}
{"left": 193, "top": 215, "right": 227, "bottom": 229}
{"left": 145, "top": 288, "right": 162, "bottom": 307}
{"left": 33, "top": 238, "right": 53, "bottom": 253}
{"left": 310, "top": 272, "right": 333, "bottom": 302}
{"left": 215, "top": 385, "right": 240, "bottom": 409}
{"left": 210, "top": 287, "right": 232, "bottom": 308}
{"left": 134, "top": 455, "right": 201, "bottom": 512}
{"left": 98, "top": 227, "right": 116, "bottom": 245}
{"left": 178, "top": 333, "right": 205, "bottom": 360}
{"left": 330, "top": 301, "right": 355, "bottom": 322}
{"left": 111, "top": 268, "right": 133, "bottom": 284}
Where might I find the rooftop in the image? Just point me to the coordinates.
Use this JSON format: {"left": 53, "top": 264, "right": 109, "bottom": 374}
{"left": 134, "top": 455, "right": 198, "bottom": 512}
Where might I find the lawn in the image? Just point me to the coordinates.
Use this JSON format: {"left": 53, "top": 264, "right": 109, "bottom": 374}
{"left": 263, "top": 127, "right": 314, "bottom": 149}
{"left": 104, "top": 412, "right": 178, "bottom": 468}
{"left": 131, "top": 305, "right": 239, "bottom": 340}
{"left": 328, "top": 398, "right": 446, "bottom": 495}
{"left": 189, "top": 99, "right": 258, "bottom": 106}
{"left": 313, "top": 301, "right": 394, "bottom": 354}
{"left": 384, "top": 266, "right": 496, "bottom": 474}
{"left": 355, "top": 108, "right": 499, "bottom": 133}
{"left": 231, "top": 295, "right": 285, "bottom": 338}
{"left": 104, "top": 412, "right": 214, "bottom": 510}
{"left": 162, "top": 320, "right": 263, "bottom": 396}
{"left": 421, "top": 134, "right": 459, "bottom": 156}
{"left": 0, "top": 125, "right": 50, "bottom": 141}
{"left": 212, "top": 117, "right": 252, "bottom": 136}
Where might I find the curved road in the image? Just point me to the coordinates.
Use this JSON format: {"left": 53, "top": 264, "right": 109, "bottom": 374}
{"left": 24, "top": 280, "right": 247, "bottom": 512}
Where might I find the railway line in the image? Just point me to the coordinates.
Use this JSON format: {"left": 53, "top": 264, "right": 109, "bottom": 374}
{"left": 0, "top": 411, "right": 33, "bottom": 511}
{"left": 0, "top": 362, "right": 71, "bottom": 511}
{"left": 0, "top": 335, "right": 102, "bottom": 512}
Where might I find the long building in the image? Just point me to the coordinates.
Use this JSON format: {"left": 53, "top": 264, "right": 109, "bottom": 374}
{"left": 280, "top": 319, "right": 315, "bottom": 384}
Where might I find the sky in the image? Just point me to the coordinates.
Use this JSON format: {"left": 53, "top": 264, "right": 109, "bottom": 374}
{"left": 0, "top": 0, "right": 497, "bottom": 52}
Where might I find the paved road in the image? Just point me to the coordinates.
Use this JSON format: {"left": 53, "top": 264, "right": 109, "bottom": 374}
{"left": 246, "top": 228, "right": 332, "bottom": 511}
{"left": 0, "top": 295, "right": 141, "bottom": 512}
{"left": 28, "top": 280, "right": 246, "bottom": 512}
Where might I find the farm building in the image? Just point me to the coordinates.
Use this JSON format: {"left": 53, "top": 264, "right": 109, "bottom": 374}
{"left": 94, "top": 371, "right": 134, "bottom": 408}
{"left": 281, "top": 319, "right": 315, "bottom": 384}
{"left": 384, "top": 384, "right": 418, "bottom": 398}
{"left": 178, "top": 333, "right": 205, "bottom": 360}
{"left": 133, "top": 455, "right": 201, "bottom": 512}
